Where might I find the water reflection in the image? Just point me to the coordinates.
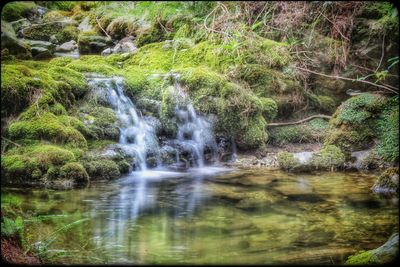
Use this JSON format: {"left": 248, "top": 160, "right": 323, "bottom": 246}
{"left": 2, "top": 169, "right": 398, "bottom": 264}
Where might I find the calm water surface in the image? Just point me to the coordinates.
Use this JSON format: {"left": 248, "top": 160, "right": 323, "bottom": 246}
{"left": 2, "top": 168, "right": 398, "bottom": 264}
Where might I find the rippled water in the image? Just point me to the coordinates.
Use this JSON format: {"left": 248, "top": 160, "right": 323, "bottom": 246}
{"left": 2, "top": 169, "right": 398, "bottom": 264}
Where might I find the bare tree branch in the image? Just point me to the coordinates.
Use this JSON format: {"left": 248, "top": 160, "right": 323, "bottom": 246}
{"left": 267, "top": 115, "right": 332, "bottom": 127}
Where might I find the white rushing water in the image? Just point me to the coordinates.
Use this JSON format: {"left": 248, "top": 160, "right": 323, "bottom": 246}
{"left": 88, "top": 76, "right": 159, "bottom": 171}
{"left": 172, "top": 75, "right": 218, "bottom": 168}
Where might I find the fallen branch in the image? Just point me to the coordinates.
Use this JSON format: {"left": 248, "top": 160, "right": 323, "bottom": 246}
{"left": 267, "top": 115, "right": 332, "bottom": 127}
{"left": 294, "top": 66, "right": 399, "bottom": 94}
{"left": 95, "top": 16, "right": 112, "bottom": 40}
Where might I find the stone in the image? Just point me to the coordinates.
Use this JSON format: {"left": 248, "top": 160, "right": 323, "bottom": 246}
{"left": 101, "top": 36, "right": 137, "bottom": 56}
{"left": 24, "top": 39, "right": 55, "bottom": 52}
{"left": 31, "top": 46, "right": 52, "bottom": 59}
{"left": 101, "top": 47, "right": 112, "bottom": 56}
{"left": 78, "top": 35, "right": 113, "bottom": 54}
{"left": 56, "top": 40, "right": 78, "bottom": 52}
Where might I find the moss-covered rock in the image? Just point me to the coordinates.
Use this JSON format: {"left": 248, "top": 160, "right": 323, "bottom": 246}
{"left": 83, "top": 159, "right": 120, "bottom": 180}
{"left": 325, "top": 93, "right": 387, "bottom": 155}
{"left": 1, "top": 144, "right": 77, "bottom": 184}
{"left": 77, "top": 31, "right": 113, "bottom": 54}
{"left": 310, "top": 145, "right": 346, "bottom": 170}
{"left": 277, "top": 151, "right": 301, "bottom": 171}
{"left": 1, "top": 1, "right": 37, "bottom": 22}
{"left": 59, "top": 162, "right": 89, "bottom": 185}
{"left": 372, "top": 167, "right": 399, "bottom": 195}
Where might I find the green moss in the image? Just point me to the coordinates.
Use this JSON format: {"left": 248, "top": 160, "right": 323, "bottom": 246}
{"left": 79, "top": 106, "right": 119, "bottom": 140}
{"left": 310, "top": 145, "right": 345, "bottom": 170}
{"left": 48, "top": 66, "right": 87, "bottom": 97}
{"left": 376, "top": 97, "right": 399, "bottom": 164}
{"left": 269, "top": 118, "right": 328, "bottom": 146}
{"left": 1, "top": 1, "right": 37, "bottom": 21}
{"left": 1, "top": 144, "right": 77, "bottom": 182}
{"left": 325, "top": 94, "right": 388, "bottom": 155}
{"left": 277, "top": 151, "right": 301, "bottom": 171}
{"left": 8, "top": 112, "right": 87, "bottom": 148}
{"left": 60, "top": 162, "right": 89, "bottom": 185}
{"left": 55, "top": 25, "right": 80, "bottom": 43}
{"left": 66, "top": 55, "right": 118, "bottom": 75}
{"left": 41, "top": 1, "right": 78, "bottom": 11}
{"left": 345, "top": 250, "right": 379, "bottom": 265}
{"left": 83, "top": 159, "right": 120, "bottom": 180}
{"left": 43, "top": 10, "right": 71, "bottom": 22}
{"left": 259, "top": 97, "right": 278, "bottom": 121}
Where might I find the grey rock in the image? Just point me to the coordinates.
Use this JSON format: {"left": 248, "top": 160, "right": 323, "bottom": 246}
{"left": 24, "top": 39, "right": 55, "bottom": 52}
{"left": 56, "top": 40, "right": 78, "bottom": 52}
{"left": 1, "top": 21, "right": 31, "bottom": 58}
{"left": 50, "top": 35, "right": 59, "bottom": 44}
{"left": 31, "top": 46, "right": 52, "bottom": 59}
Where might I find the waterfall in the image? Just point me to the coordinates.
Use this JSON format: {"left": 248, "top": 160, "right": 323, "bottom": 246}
{"left": 87, "top": 74, "right": 220, "bottom": 172}
{"left": 87, "top": 76, "right": 159, "bottom": 171}
{"left": 171, "top": 75, "right": 218, "bottom": 168}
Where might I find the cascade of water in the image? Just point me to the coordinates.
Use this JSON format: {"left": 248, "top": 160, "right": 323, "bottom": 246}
{"left": 171, "top": 76, "right": 218, "bottom": 168}
{"left": 87, "top": 76, "right": 159, "bottom": 171}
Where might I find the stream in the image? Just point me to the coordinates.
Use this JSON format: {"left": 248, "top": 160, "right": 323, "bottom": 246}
{"left": 2, "top": 169, "right": 398, "bottom": 264}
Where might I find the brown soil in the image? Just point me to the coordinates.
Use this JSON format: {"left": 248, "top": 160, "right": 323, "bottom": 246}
{"left": 1, "top": 237, "right": 41, "bottom": 265}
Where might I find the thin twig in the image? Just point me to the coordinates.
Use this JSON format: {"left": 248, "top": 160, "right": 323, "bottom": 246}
{"left": 267, "top": 115, "right": 332, "bottom": 127}
{"left": 375, "top": 32, "right": 386, "bottom": 72}
{"left": 295, "top": 66, "right": 399, "bottom": 94}
{"left": 95, "top": 16, "right": 112, "bottom": 40}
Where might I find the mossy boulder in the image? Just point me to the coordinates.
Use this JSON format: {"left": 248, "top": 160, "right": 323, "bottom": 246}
{"left": 1, "top": 1, "right": 37, "bottom": 22}
{"left": 372, "top": 167, "right": 399, "bottom": 195}
{"left": 325, "top": 93, "right": 387, "bottom": 155}
{"left": 77, "top": 31, "right": 113, "bottom": 54}
{"left": 277, "top": 151, "right": 301, "bottom": 171}
{"left": 1, "top": 144, "right": 77, "bottom": 184}
{"left": 59, "top": 162, "right": 89, "bottom": 185}
{"left": 310, "top": 145, "right": 346, "bottom": 170}
{"left": 83, "top": 159, "right": 120, "bottom": 180}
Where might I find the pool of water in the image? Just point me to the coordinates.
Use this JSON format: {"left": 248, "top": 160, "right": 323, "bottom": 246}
{"left": 2, "top": 168, "right": 398, "bottom": 264}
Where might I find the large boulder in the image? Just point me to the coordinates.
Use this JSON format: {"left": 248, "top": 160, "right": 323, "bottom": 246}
{"left": 24, "top": 39, "right": 55, "bottom": 59}
{"left": 1, "top": 20, "right": 31, "bottom": 58}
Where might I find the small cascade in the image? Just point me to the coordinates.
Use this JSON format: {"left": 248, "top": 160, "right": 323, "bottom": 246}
{"left": 171, "top": 75, "right": 218, "bottom": 168}
{"left": 87, "top": 76, "right": 159, "bottom": 171}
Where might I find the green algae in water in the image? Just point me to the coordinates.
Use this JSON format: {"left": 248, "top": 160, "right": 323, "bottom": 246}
{"left": 1, "top": 169, "right": 398, "bottom": 264}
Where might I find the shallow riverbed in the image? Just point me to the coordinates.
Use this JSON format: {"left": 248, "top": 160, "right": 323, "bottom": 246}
{"left": 2, "top": 167, "right": 398, "bottom": 264}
